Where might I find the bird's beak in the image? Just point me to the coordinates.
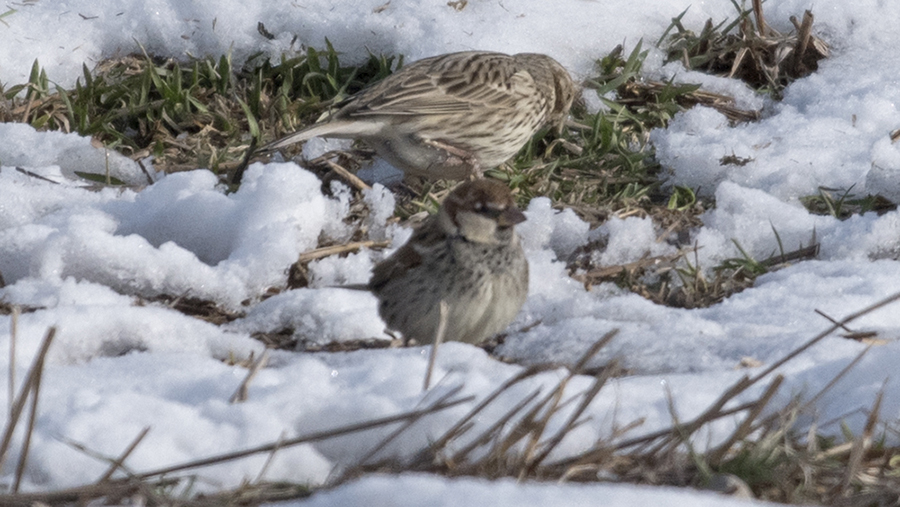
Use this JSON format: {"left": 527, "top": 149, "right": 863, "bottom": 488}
{"left": 497, "top": 207, "right": 527, "bottom": 227}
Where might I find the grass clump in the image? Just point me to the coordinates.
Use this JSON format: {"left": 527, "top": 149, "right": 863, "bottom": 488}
{"left": 0, "top": 41, "right": 397, "bottom": 176}
{"left": 659, "top": 0, "right": 829, "bottom": 98}
{"left": 800, "top": 186, "right": 896, "bottom": 220}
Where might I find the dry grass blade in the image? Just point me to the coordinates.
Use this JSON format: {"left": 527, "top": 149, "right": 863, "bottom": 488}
{"left": 792, "top": 11, "right": 814, "bottom": 69}
{"left": 752, "top": 0, "right": 768, "bottom": 35}
{"left": 230, "top": 348, "right": 271, "bottom": 403}
{"left": 523, "top": 362, "right": 619, "bottom": 474}
{"left": 750, "top": 291, "right": 900, "bottom": 384}
{"left": 356, "top": 385, "right": 464, "bottom": 467}
{"left": 616, "top": 294, "right": 900, "bottom": 458}
{"left": 706, "top": 374, "right": 784, "bottom": 465}
{"left": 421, "top": 333, "right": 619, "bottom": 476}
{"left": 495, "top": 387, "right": 561, "bottom": 462}
{"left": 548, "top": 416, "right": 647, "bottom": 470}
{"left": 643, "top": 374, "right": 754, "bottom": 458}
{"left": 426, "top": 364, "right": 559, "bottom": 452}
{"left": 134, "top": 392, "right": 473, "bottom": 479}
{"left": 446, "top": 389, "right": 542, "bottom": 468}
{"left": 254, "top": 431, "right": 286, "bottom": 484}
{"left": 814, "top": 308, "right": 855, "bottom": 333}
{"left": 575, "top": 253, "right": 683, "bottom": 287}
{"left": 571, "top": 330, "right": 619, "bottom": 373}
{"left": 795, "top": 345, "right": 872, "bottom": 416}
{"left": 321, "top": 158, "right": 372, "bottom": 192}
{"left": 300, "top": 151, "right": 373, "bottom": 192}
{"left": 890, "top": 128, "right": 900, "bottom": 143}
{"left": 12, "top": 335, "right": 49, "bottom": 493}
{"left": 840, "top": 385, "right": 883, "bottom": 495}
{"left": 759, "top": 242, "right": 819, "bottom": 268}
{"left": 295, "top": 240, "right": 391, "bottom": 264}
{"left": 97, "top": 426, "right": 151, "bottom": 483}
{"left": 14, "top": 166, "right": 59, "bottom": 184}
{"left": 185, "top": 481, "right": 312, "bottom": 507}
{"left": 0, "top": 479, "right": 152, "bottom": 507}
{"left": 423, "top": 300, "right": 449, "bottom": 391}
{"left": 0, "top": 327, "right": 56, "bottom": 471}
{"left": 494, "top": 332, "right": 618, "bottom": 464}
{"left": 7, "top": 305, "right": 18, "bottom": 418}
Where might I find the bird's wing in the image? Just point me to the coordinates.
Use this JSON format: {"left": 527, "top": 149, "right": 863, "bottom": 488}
{"left": 368, "top": 243, "right": 418, "bottom": 292}
{"left": 341, "top": 52, "right": 536, "bottom": 118}
{"left": 368, "top": 220, "right": 449, "bottom": 291}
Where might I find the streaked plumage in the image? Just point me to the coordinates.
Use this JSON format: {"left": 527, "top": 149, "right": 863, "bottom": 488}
{"left": 370, "top": 179, "right": 529, "bottom": 344}
{"left": 262, "top": 51, "right": 576, "bottom": 180}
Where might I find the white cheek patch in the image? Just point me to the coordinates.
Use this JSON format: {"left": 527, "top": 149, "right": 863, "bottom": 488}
{"left": 456, "top": 210, "right": 499, "bottom": 244}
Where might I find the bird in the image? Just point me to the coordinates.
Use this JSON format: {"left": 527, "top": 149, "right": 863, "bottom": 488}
{"left": 367, "top": 179, "right": 529, "bottom": 344}
{"left": 260, "top": 51, "right": 576, "bottom": 180}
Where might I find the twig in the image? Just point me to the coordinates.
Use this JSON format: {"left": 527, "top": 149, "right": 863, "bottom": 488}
{"left": 97, "top": 426, "right": 151, "bottom": 483}
{"left": 230, "top": 349, "right": 271, "bottom": 403}
{"left": 134, "top": 394, "right": 473, "bottom": 479}
{"left": 0, "top": 327, "right": 56, "bottom": 471}
{"left": 423, "top": 301, "right": 449, "bottom": 391}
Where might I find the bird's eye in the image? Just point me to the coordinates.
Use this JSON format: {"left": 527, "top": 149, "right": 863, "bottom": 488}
{"left": 481, "top": 207, "right": 504, "bottom": 219}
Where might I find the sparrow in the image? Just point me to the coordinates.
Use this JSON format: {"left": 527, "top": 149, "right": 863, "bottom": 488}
{"left": 368, "top": 179, "right": 529, "bottom": 344}
{"left": 261, "top": 51, "right": 576, "bottom": 180}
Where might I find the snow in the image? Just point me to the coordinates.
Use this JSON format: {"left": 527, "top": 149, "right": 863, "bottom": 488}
{"left": 1, "top": 0, "right": 900, "bottom": 505}
{"left": 284, "top": 474, "right": 786, "bottom": 507}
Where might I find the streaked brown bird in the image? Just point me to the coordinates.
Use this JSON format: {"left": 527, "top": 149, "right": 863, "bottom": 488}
{"left": 261, "top": 51, "right": 576, "bottom": 180}
{"left": 368, "top": 179, "right": 529, "bottom": 344}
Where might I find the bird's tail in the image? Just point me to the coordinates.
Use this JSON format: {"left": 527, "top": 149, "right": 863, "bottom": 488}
{"left": 259, "top": 119, "right": 383, "bottom": 153}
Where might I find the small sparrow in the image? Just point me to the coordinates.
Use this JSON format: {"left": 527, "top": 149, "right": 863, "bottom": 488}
{"left": 369, "top": 179, "right": 529, "bottom": 344}
{"left": 261, "top": 51, "right": 576, "bottom": 180}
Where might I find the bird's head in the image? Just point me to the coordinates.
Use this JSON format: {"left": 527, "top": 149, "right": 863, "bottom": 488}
{"left": 438, "top": 179, "right": 526, "bottom": 245}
